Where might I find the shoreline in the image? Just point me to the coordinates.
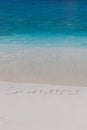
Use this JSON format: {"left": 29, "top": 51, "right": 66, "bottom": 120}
{"left": 0, "top": 80, "right": 87, "bottom": 87}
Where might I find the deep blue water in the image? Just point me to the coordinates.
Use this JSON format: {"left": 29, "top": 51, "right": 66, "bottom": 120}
{"left": 0, "top": 0, "right": 87, "bottom": 46}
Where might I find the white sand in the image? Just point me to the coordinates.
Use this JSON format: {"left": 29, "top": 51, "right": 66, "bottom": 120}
{"left": 0, "top": 82, "right": 87, "bottom": 130}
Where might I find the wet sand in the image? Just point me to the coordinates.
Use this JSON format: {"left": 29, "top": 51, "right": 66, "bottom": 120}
{"left": 0, "top": 45, "right": 87, "bottom": 86}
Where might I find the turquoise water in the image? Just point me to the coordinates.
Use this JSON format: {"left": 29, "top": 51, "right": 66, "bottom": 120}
{"left": 0, "top": 0, "right": 87, "bottom": 47}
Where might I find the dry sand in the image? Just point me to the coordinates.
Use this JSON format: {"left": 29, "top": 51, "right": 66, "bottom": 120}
{"left": 0, "top": 82, "right": 87, "bottom": 130}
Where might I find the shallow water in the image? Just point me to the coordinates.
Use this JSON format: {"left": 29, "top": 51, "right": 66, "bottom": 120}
{"left": 0, "top": 0, "right": 87, "bottom": 47}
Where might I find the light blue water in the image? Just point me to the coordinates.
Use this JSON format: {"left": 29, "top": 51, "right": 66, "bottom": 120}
{"left": 0, "top": 0, "right": 87, "bottom": 47}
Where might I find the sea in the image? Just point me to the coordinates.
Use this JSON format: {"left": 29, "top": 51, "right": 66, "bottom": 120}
{"left": 0, "top": 0, "right": 87, "bottom": 86}
{"left": 0, "top": 0, "right": 87, "bottom": 47}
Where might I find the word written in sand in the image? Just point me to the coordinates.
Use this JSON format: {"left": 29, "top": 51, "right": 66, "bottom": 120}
{"left": 4, "top": 87, "right": 80, "bottom": 96}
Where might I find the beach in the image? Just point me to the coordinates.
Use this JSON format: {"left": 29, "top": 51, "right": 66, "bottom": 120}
{"left": 0, "top": 82, "right": 87, "bottom": 130}
{"left": 0, "top": 39, "right": 87, "bottom": 129}
{"left": 0, "top": 35, "right": 87, "bottom": 130}
{"left": 0, "top": 0, "right": 87, "bottom": 129}
{"left": 0, "top": 44, "right": 87, "bottom": 130}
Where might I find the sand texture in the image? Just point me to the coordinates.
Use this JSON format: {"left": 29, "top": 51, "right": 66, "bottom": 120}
{"left": 0, "top": 82, "right": 87, "bottom": 130}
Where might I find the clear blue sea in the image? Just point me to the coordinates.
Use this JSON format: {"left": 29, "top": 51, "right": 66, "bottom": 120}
{"left": 0, "top": 0, "right": 87, "bottom": 47}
